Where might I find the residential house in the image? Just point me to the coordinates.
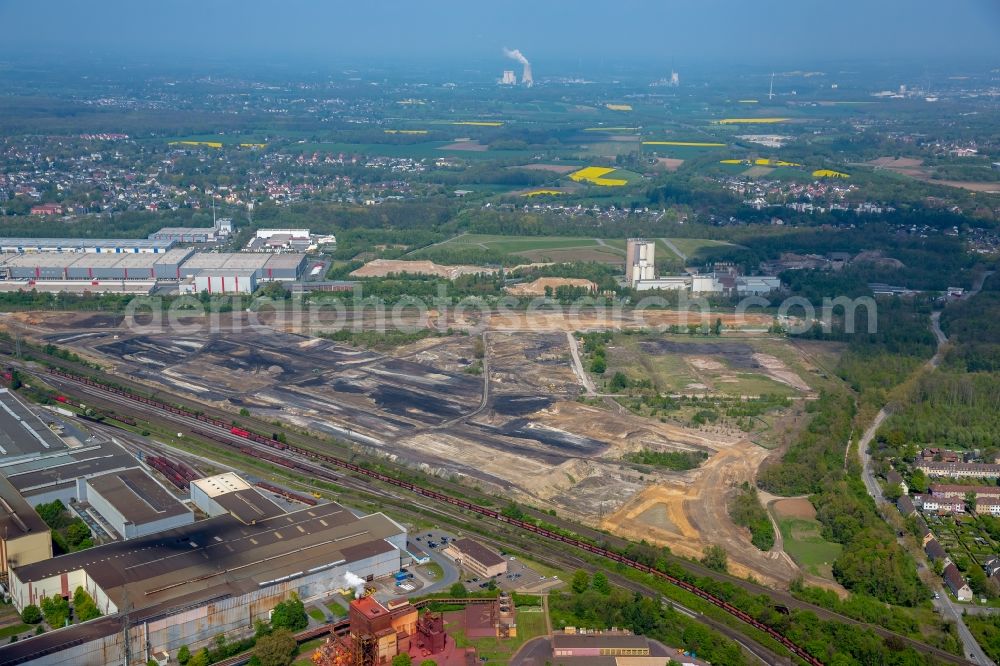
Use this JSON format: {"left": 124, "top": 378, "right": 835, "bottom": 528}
{"left": 916, "top": 461, "right": 1000, "bottom": 479}
{"left": 897, "top": 495, "right": 916, "bottom": 517}
{"left": 977, "top": 498, "right": 1000, "bottom": 517}
{"left": 887, "top": 470, "right": 909, "bottom": 495}
{"left": 943, "top": 563, "right": 974, "bottom": 601}
{"left": 931, "top": 485, "right": 1000, "bottom": 500}
{"left": 925, "top": 539, "right": 951, "bottom": 566}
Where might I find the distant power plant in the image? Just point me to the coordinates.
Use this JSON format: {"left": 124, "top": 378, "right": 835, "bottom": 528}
{"left": 500, "top": 70, "right": 517, "bottom": 85}
{"left": 503, "top": 47, "right": 533, "bottom": 87}
{"left": 650, "top": 70, "right": 680, "bottom": 88}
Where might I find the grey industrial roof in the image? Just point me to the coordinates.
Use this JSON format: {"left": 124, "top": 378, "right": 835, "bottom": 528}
{"left": 11, "top": 502, "right": 403, "bottom": 612}
{"left": 0, "top": 389, "right": 67, "bottom": 459}
{"left": 210, "top": 487, "right": 286, "bottom": 524}
{"left": 0, "top": 238, "right": 174, "bottom": 249}
{"left": 0, "top": 248, "right": 193, "bottom": 272}
{"left": 180, "top": 252, "right": 268, "bottom": 272}
{"left": 179, "top": 252, "right": 307, "bottom": 273}
{"left": 451, "top": 538, "right": 506, "bottom": 569}
{"left": 86, "top": 467, "right": 190, "bottom": 525}
{"left": 264, "top": 254, "right": 307, "bottom": 269}
{"left": 3, "top": 439, "right": 136, "bottom": 497}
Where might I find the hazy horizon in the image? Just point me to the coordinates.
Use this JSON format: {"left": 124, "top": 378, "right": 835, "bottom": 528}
{"left": 2, "top": 0, "right": 998, "bottom": 69}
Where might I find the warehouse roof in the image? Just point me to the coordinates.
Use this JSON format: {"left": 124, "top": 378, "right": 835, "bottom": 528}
{"left": 451, "top": 538, "right": 506, "bottom": 568}
{"left": 0, "top": 389, "right": 67, "bottom": 459}
{"left": 86, "top": 467, "right": 190, "bottom": 526}
{"left": 264, "top": 254, "right": 308, "bottom": 270}
{"left": 209, "top": 487, "right": 286, "bottom": 524}
{"left": 4, "top": 439, "right": 136, "bottom": 498}
{"left": 11, "top": 502, "right": 405, "bottom": 611}
{"left": 0, "top": 238, "right": 174, "bottom": 250}
{"left": 0, "top": 248, "right": 193, "bottom": 272}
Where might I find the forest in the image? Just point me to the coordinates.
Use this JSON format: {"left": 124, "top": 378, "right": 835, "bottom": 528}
{"left": 759, "top": 299, "right": 937, "bottom": 607}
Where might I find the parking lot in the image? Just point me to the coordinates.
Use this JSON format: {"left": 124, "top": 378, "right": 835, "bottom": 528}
{"left": 411, "top": 529, "right": 560, "bottom": 594}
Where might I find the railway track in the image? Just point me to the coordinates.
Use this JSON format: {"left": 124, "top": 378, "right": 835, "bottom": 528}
{"left": 44, "top": 368, "right": 826, "bottom": 665}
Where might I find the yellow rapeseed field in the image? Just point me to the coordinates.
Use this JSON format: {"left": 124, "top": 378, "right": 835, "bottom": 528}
{"left": 569, "top": 166, "right": 628, "bottom": 186}
{"left": 239, "top": 143, "right": 267, "bottom": 148}
{"left": 605, "top": 104, "right": 633, "bottom": 111}
{"left": 721, "top": 158, "right": 802, "bottom": 167}
{"left": 755, "top": 158, "right": 801, "bottom": 167}
{"left": 716, "top": 118, "right": 790, "bottom": 124}
{"left": 384, "top": 130, "right": 429, "bottom": 135}
{"left": 522, "top": 190, "right": 566, "bottom": 197}
{"left": 169, "top": 140, "right": 223, "bottom": 148}
{"left": 643, "top": 141, "right": 725, "bottom": 147}
{"left": 451, "top": 121, "right": 503, "bottom": 127}
{"left": 813, "top": 169, "right": 850, "bottom": 178}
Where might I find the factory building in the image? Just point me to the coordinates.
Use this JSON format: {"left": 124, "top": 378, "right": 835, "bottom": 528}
{"left": 0, "top": 238, "right": 175, "bottom": 254}
{"left": 443, "top": 538, "right": 508, "bottom": 579}
{"left": 190, "top": 472, "right": 285, "bottom": 523}
{"left": 625, "top": 239, "right": 656, "bottom": 288}
{"left": 84, "top": 468, "right": 193, "bottom": 539}
{"left": 148, "top": 218, "right": 234, "bottom": 244}
{"left": 0, "top": 475, "right": 52, "bottom": 575}
{"left": 245, "top": 228, "right": 312, "bottom": 252}
{"left": 2, "top": 502, "right": 407, "bottom": 666}
{"left": 0, "top": 248, "right": 195, "bottom": 282}
{"left": 179, "top": 251, "right": 307, "bottom": 294}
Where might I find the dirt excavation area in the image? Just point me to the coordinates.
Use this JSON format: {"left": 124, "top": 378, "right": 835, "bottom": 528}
{"left": 8, "top": 311, "right": 823, "bottom": 589}
{"left": 604, "top": 441, "right": 804, "bottom": 588}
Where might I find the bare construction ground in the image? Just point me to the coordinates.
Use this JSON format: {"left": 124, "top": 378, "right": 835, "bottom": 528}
{"left": 16, "top": 311, "right": 827, "bottom": 588}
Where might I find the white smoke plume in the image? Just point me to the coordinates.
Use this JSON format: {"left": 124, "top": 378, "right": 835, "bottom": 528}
{"left": 343, "top": 571, "right": 366, "bottom": 598}
{"left": 503, "top": 47, "right": 529, "bottom": 66}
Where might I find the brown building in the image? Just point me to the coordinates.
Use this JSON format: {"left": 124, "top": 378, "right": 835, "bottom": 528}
{"left": 444, "top": 538, "right": 508, "bottom": 579}
{"left": 349, "top": 596, "right": 419, "bottom": 666}
{"left": 551, "top": 631, "right": 652, "bottom": 657}
{"left": 0, "top": 475, "right": 51, "bottom": 574}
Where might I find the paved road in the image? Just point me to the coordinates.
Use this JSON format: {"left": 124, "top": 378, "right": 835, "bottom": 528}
{"left": 859, "top": 271, "right": 994, "bottom": 666}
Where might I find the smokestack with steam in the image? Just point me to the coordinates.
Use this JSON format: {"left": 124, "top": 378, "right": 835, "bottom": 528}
{"left": 503, "top": 47, "right": 532, "bottom": 88}
{"left": 343, "top": 571, "right": 366, "bottom": 598}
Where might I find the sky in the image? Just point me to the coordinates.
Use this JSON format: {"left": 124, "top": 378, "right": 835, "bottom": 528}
{"left": 1, "top": 0, "right": 998, "bottom": 68}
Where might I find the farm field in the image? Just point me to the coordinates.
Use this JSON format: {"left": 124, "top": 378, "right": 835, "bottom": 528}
{"left": 280, "top": 141, "right": 540, "bottom": 161}
{"left": 436, "top": 234, "right": 626, "bottom": 263}
{"left": 660, "top": 237, "right": 741, "bottom": 258}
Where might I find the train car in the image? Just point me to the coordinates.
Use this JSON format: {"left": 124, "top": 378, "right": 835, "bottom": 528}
{"left": 230, "top": 427, "right": 251, "bottom": 437}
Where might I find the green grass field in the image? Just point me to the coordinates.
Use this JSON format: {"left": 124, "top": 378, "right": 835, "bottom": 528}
{"left": 607, "top": 335, "right": 802, "bottom": 398}
{"left": 436, "top": 233, "right": 625, "bottom": 263}
{"left": 777, "top": 516, "right": 842, "bottom": 578}
{"left": 281, "top": 141, "right": 539, "bottom": 161}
